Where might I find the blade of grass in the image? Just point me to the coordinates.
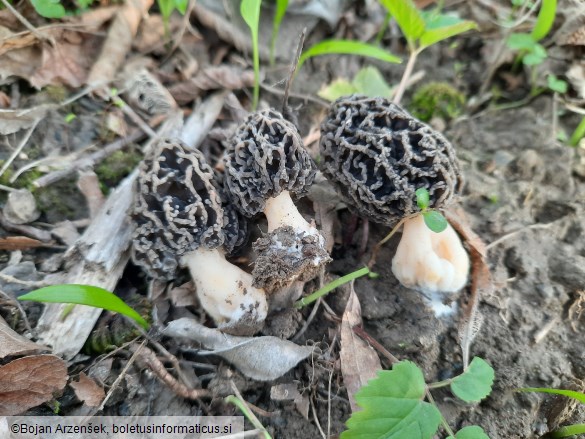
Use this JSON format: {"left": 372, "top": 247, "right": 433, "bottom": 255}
{"left": 294, "top": 267, "right": 378, "bottom": 309}
{"left": 550, "top": 424, "right": 585, "bottom": 438}
{"left": 240, "top": 0, "right": 262, "bottom": 110}
{"left": 517, "top": 387, "right": 585, "bottom": 404}
{"left": 19, "top": 284, "right": 149, "bottom": 329}
{"left": 531, "top": 0, "right": 557, "bottom": 41}
{"left": 270, "top": 0, "right": 289, "bottom": 66}
{"left": 569, "top": 116, "right": 585, "bottom": 147}
{"left": 298, "top": 39, "right": 401, "bottom": 72}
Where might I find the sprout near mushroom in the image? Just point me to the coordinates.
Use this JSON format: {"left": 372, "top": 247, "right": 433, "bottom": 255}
{"left": 319, "top": 95, "right": 469, "bottom": 314}
{"left": 224, "top": 109, "right": 331, "bottom": 294}
{"left": 132, "top": 138, "right": 267, "bottom": 335}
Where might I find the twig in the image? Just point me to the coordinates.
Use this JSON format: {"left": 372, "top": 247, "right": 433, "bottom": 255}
{"left": 0, "top": 288, "right": 33, "bottom": 335}
{"left": 0, "top": 118, "right": 41, "bottom": 180}
{"left": 97, "top": 339, "right": 147, "bottom": 412}
{"left": 327, "top": 367, "right": 333, "bottom": 439}
{"left": 0, "top": 0, "right": 54, "bottom": 44}
{"left": 226, "top": 381, "right": 272, "bottom": 439}
{"left": 282, "top": 28, "right": 306, "bottom": 115}
{"left": 260, "top": 82, "right": 329, "bottom": 108}
{"left": 0, "top": 184, "right": 16, "bottom": 192}
{"left": 0, "top": 212, "right": 52, "bottom": 242}
{"left": 130, "top": 343, "right": 211, "bottom": 400}
{"left": 292, "top": 298, "right": 321, "bottom": 342}
{"left": 310, "top": 395, "right": 326, "bottom": 439}
{"left": 0, "top": 273, "right": 50, "bottom": 288}
{"left": 486, "top": 223, "right": 555, "bottom": 251}
{"left": 352, "top": 326, "right": 399, "bottom": 365}
{"left": 32, "top": 129, "right": 146, "bottom": 189}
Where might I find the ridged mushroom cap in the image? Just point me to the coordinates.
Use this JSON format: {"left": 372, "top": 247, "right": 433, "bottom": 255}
{"left": 223, "top": 109, "right": 317, "bottom": 217}
{"left": 132, "top": 138, "right": 246, "bottom": 279}
{"left": 320, "top": 95, "right": 463, "bottom": 226}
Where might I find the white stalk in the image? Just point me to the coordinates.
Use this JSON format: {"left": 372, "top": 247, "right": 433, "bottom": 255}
{"left": 263, "top": 190, "right": 317, "bottom": 235}
{"left": 181, "top": 248, "right": 267, "bottom": 325}
{"left": 392, "top": 215, "right": 470, "bottom": 314}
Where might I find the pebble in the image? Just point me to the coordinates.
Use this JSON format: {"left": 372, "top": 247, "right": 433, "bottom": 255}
{"left": 3, "top": 189, "right": 40, "bottom": 224}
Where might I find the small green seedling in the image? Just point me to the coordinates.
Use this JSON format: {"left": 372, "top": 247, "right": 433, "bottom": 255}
{"left": 569, "top": 116, "right": 585, "bottom": 148}
{"left": 158, "top": 0, "right": 188, "bottom": 32}
{"left": 225, "top": 394, "right": 272, "bottom": 439}
{"left": 517, "top": 387, "right": 585, "bottom": 438}
{"left": 64, "top": 113, "right": 77, "bottom": 123}
{"left": 19, "top": 284, "right": 149, "bottom": 330}
{"left": 416, "top": 187, "right": 448, "bottom": 233}
{"left": 294, "top": 266, "right": 378, "bottom": 309}
{"left": 381, "top": 0, "right": 477, "bottom": 103}
{"left": 240, "top": 0, "right": 262, "bottom": 110}
{"left": 318, "top": 66, "right": 394, "bottom": 102}
{"left": 270, "top": 0, "right": 289, "bottom": 66}
{"left": 342, "top": 357, "right": 495, "bottom": 438}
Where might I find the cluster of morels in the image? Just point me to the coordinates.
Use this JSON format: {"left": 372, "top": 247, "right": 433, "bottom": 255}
{"left": 131, "top": 95, "right": 470, "bottom": 335}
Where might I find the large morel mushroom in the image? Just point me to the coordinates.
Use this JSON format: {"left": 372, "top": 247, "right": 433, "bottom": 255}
{"left": 320, "top": 96, "right": 469, "bottom": 305}
{"left": 132, "top": 138, "right": 267, "bottom": 334}
{"left": 224, "top": 109, "right": 331, "bottom": 293}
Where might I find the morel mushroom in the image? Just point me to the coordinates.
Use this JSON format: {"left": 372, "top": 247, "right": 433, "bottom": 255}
{"left": 224, "top": 109, "right": 331, "bottom": 293}
{"left": 132, "top": 138, "right": 267, "bottom": 334}
{"left": 320, "top": 96, "right": 469, "bottom": 304}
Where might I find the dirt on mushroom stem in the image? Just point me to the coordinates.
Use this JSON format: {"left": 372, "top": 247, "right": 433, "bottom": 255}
{"left": 223, "top": 110, "right": 331, "bottom": 295}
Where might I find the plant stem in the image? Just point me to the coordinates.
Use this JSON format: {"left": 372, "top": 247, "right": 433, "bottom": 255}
{"left": 225, "top": 393, "right": 272, "bottom": 439}
{"left": 427, "top": 378, "right": 453, "bottom": 389}
{"left": 550, "top": 424, "right": 585, "bottom": 438}
{"left": 569, "top": 115, "right": 585, "bottom": 147}
{"left": 425, "top": 388, "right": 456, "bottom": 437}
{"left": 294, "top": 267, "right": 376, "bottom": 309}
{"left": 393, "top": 46, "right": 420, "bottom": 105}
{"left": 375, "top": 12, "right": 392, "bottom": 44}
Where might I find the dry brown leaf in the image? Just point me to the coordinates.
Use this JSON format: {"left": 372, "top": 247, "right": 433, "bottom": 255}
{"left": 0, "top": 316, "right": 48, "bottom": 359}
{"left": 0, "top": 354, "right": 68, "bottom": 415}
{"left": 0, "top": 236, "right": 46, "bottom": 251}
{"left": 0, "top": 91, "right": 10, "bottom": 108}
{"left": 340, "top": 283, "right": 382, "bottom": 413}
{"left": 77, "top": 171, "right": 106, "bottom": 219}
{"left": 70, "top": 372, "right": 105, "bottom": 407}
{"left": 169, "top": 67, "right": 256, "bottom": 105}
{"left": 86, "top": 0, "right": 154, "bottom": 87}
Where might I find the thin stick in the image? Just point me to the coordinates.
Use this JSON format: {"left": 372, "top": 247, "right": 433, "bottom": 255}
{"left": 352, "top": 325, "right": 399, "bottom": 365}
{"left": 292, "top": 298, "right": 321, "bottom": 342}
{"left": 486, "top": 223, "right": 554, "bottom": 251}
{"left": 226, "top": 381, "right": 272, "bottom": 439}
{"left": 327, "top": 367, "right": 333, "bottom": 439}
{"left": 0, "top": 288, "right": 33, "bottom": 335}
{"left": 0, "top": 118, "right": 40, "bottom": 180}
{"left": 0, "top": 0, "right": 53, "bottom": 44}
{"left": 97, "top": 339, "right": 147, "bottom": 412}
{"left": 367, "top": 216, "right": 411, "bottom": 268}
{"left": 310, "top": 395, "right": 326, "bottom": 439}
{"left": 282, "top": 28, "right": 306, "bottom": 115}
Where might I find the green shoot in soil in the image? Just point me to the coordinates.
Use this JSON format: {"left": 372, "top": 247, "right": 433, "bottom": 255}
{"left": 270, "top": 0, "right": 289, "bottom": 66}
{"left": 294, "top": 267, "right": 378, "bottom": 309}
{"left": 240, "top": 0, "right": 262, "bottom": 110}
{"left": 226, "top": 393, "right": 272, "bottom": 439}
{"left": 517, "top": 387, "right": 585, "bottom": 438}
{"left": 19, "top": 284, "right": 149, "bottom": 329}
{"left": 381, "top": 0, "right": 477, "bottom": 103}
{"left": 569, "top": 116, "right": 585, "bottom": 147}
{"left": 341, "top": 358, "right": 494, "bottom": 439}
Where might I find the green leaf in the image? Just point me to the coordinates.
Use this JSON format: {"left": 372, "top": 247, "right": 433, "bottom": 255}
{"left": 342, "top": 361, "right": 442, "bottom": 439}
{"left": 415, "top": 187, "right": 430, "bottom": 210}
{"left": 422, "top": 211, "right": 448, "bottom": 233}
{"left": 299, "top": 39, "right": 401, "bottom": 72}
{"left": 19, "top": 284, "right": 149, "bottom": 329}
{"left": 522, "top": 48, "right": 546, "bottom": 66}
{"left": 174, "top": 0, "right": 188, "bottom": 14}
{"left": 318, "top": 78, "right": 358, "bottom": 101}
{"left": 506, "top": 33, "right": 537, "bottom": 51}
{"left": 270, "top": 0, "right": 289, "bottom": 65}
{"left": 420, "top": 18, "right": 478, "bottom": 49}
{"left": 531, "top": 0, "right": 557, "bottom": 41}
{"left": 30, "top": 0, "right": 66, "bottom": 18}
{"left": 157, "top": 0, "right": 174, "bottom": 20}
{"left": 379, "top": 0, "right": 425, "bottom": 44}
{"left": 448, "top": 426, "right": 490, "bottom": 439}
{"left": 517, "top": 387, "right": 585, "bottom": 404}
{"left": 547, "top": 74, "right": 568, "bottom": 93}
{"left": 352, "top": 66, "right": 394, "bottom": 98}
{"left": 550, "top": 424, "right": 585, "bottom": 438}
{"left": 240, "top": 0, "right": 262, "bottom": 110}
{"left": 451, "top": 357, "right": 495, "bottom": 403}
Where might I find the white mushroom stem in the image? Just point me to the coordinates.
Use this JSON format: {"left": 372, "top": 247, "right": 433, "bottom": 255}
{"left": 263, "top": 190, "right": 318, "bottom": 235}
{"left": 391, "top": 214, "right": 470, "bottom": 306}
{"left": 180, "top": 248, "right": 267, "bottom": 325}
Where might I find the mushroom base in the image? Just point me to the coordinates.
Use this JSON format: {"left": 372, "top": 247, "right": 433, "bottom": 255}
{"left": 252, "top": 225, "right": 331, "bottom": 294}
{"left": 391, "top": 214, "right": 469, "bottom": 314}
{"left": 181, "top": 248, "right": 268, "bottom": 336}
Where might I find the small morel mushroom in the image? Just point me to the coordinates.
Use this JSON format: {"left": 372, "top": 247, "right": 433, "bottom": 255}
{"left": 320, "top": 96, "right": 470, "bottom": 309}
{"left": 224, "top": 109, "right": 331, "bottom": 293}
{"left": 132, "top": 138, "right": 267, "bottom": 334}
